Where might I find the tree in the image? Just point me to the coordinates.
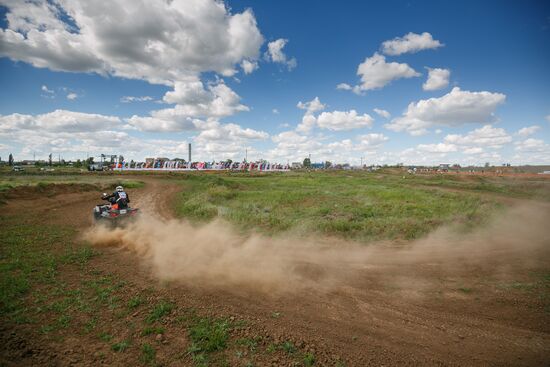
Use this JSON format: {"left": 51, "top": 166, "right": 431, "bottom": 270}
{"left": 74, "top": 159, "right": 82, "bottom": 168}
{"left": 303, "top": 157, "right": 311, "bottom": 168}
{"left": 8, "top": 153, "right": 14, "bottom": 166}
{"left": 85, "top": 157, "right": 94, "bottom": 169}
{"left": 48, "top": 153, "right": 52, "bottom": 166}
{"left": 324, "top": 161, "right": 332, "bottom": 169}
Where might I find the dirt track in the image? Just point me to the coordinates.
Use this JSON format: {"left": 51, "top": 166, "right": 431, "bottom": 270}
{"left": 2, "top": 177, "right": 550, "bottom": 366}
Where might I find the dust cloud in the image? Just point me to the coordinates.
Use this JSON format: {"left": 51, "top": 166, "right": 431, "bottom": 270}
{"left": 84, "top": 203, "right": 550, "bottom": 293}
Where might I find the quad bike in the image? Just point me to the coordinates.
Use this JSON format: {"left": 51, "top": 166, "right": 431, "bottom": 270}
{"left": 93, "top": 193, "right": 139, "bottom": 227}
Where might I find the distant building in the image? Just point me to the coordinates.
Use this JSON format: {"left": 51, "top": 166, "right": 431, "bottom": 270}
{"left": 291, "top": 162, "right": 302, "bottom": 169}
{"left": 438, "top": 164, "right": 450, "bottom": 172}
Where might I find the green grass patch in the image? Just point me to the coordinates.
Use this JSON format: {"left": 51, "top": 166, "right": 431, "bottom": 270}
{"left": 187, "top": 317, "right": 230, "bottom": 364}
{"left": 111, "top": 340, "right": 131, "bottom": 352}
{"left": 173, "top": 171, "right": 506, "bottom": 241}
{"left": 140, "top": 343, "right": 156, "bottom": 364}
{"left": 141, "top": 326, "right": 165, "bottom": 336}
{"left": 146, "top": 301, "right": 174, "bottom": 323}
{"left": 128, "top": 296, "right": 144, "bottom": 309}
{"left": 303, "top": 352, "right": 316, "bottom": 366}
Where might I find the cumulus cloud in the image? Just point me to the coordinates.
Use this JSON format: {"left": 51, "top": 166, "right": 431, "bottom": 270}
{"left": 546, "top": 114, "right": 550, "bottom": 123}
{"left": 316, "top": 110, "right": 374, "bottom": 131}
{"left": 354, "top": 53, "right": 420, "bottom": 92}
{"left": 386, "top": 87, "right": 506, "bottom": 135}
{"left": 514, "top": 138, "right": 548, "bottom": 152}
{"left": 272, "top": 108, "right": 279, "bottom": 114}
{"left": 381, "top": 32, "right": 443, "bottom": 56}
{"left": 66, "top": 92, "right": 78, "bottom": 100}
{"left": 423, "top": 68, "right": 450, "bottom": 91}
{"left": 0, "top": 0, "right": 264, "bottom": 85}
{"left": 268, "top": 130, "right": 387, "bottom": 164}
{"left": 0, "top": 0, "right": 267, "bottom": 131}
{"left": 297, "top": 97, "right": 325, "bottom": 115}
{"left": 516, "top": 125, "right": 540, "bottom": 137}
{"left": 0, "top": 110, "right": 120, "bottom": 133}
{"left": 147, "top": 80, "right": 250, "bottom": 123}
{"left": 264, "top": 38, "right": 297, "bottom": 70}
{"left": 241, "top": 59, "right": 258, "bottom": 74}
{"left": 444, "top": 125, "right": 512, "bottom": 149}
{"left": 417, "top": 143, "right": 457, "bottom": 153}
{"left": 373, "top": 108, "right": 391, "bottom": 119}
{"left": 356, "top": 133, "right": 388, "bottom": 149}
{"left": 195, "top": 122, "right": 268, "bottom": 142}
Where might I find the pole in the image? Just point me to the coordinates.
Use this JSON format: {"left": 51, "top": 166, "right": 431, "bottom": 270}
{"left": 245, "top": 148, "right": 248, "bottom": 162}
{"left": 188, "top": 143, "right": 192, "bottom": 163}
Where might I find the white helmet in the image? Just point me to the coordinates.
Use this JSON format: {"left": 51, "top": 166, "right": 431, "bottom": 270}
{"left": 116, "top": 185, "right": 124, "bottom": 192}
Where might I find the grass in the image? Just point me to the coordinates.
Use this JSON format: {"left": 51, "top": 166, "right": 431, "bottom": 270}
{"left": 141, "top": 326, "right": 165, "bottom": 336}
{"left": 140, "top": 343, "right": 156, "bottom": 364}
{"left": 187, "top": 317, "right": 230, "bottom": 365}
{"left": 146, "top": 301, "right": 174, "bottom": 323}
{"left": 303, "top": 352, "right": 316, "bottom": 366}
{"left": 128, "top": 296, "right": 143, "bottom": 309}
{"left": 173, "top": 171, "right": 508, "bottom": 241}
{"left": 111, "top": 339, "right": 131, "bottom": 352}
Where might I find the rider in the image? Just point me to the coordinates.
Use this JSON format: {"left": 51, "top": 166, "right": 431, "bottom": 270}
{"left": 104, "top": 185, "right": 130, "bottom": 210}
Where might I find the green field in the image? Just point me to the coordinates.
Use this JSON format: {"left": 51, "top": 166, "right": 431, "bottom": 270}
{"left": 174, "top": 171, "right": 527, "bottom": 241}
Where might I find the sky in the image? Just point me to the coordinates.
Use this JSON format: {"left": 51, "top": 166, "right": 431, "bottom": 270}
{"left": 0, "top": 0, "right": 549, "bottom": 166}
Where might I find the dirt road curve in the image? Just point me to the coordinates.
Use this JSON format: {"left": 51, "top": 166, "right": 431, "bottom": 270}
{"left": 2, "top": 178, "right": 549, "bottom": 366}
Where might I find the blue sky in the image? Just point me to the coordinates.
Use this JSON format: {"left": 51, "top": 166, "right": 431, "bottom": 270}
{"left": 0, "top": 0, "right": 549, "bottom": 165}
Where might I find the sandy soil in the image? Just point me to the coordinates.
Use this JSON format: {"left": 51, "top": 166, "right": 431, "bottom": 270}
{"left": 1, "top": 177, "right": 549, "bottom": 366}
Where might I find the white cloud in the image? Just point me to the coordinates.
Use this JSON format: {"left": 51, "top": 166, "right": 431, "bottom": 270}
{"left": 120, "top": 96, "right": 154, "bottom": 103}
{"left": 423, "top": 68, "right": 450, "bottom": 91}
{"left": 336, "top": 83, "right": 352, "bottom": 91}
{"left": 463, "top": 147, "right": 484, "bottom": 155}
{"left": 0, "top": 110, "right": 120, "bottom": 133}
{"left": 264, "top": 38, "right": 297, "bottom": 70}
{"left": 417, "top": 143, "right": 457, "bottom": 153}
{"left": 316, "top": 110, "right": 374, "bottom": 131}
{"left": 297, "top": 97, "right": 325, "bottom": 115}
{"left": 0, "top": 0, "right": 264, "bottom": 86}
{"left": 296, "top": 97, "right": 324, "bottom": 132}
{"left": 357, "top": 133, "right": 388, "bottom": 149}
{"left": 444, "top": 125, "right": 512, "bottom": 149}
{"left": 66, "top": 92, "right": 78, "bottom": 100}
{"left": 514, "top": 138, "right": 548, "bottom": 152}
{"left": 196, "top": 122, "right": 268, "bottom": 142}
{"left": 386, "top": 87, "right": 506, "bottom": 135}
{"left": 41, "top": 85, "right": 53, "bottom": 94}
{"left": 354, "top": 53, "right": 420, "bottom": 92}
{"left": 0, "top": 0, "right": 265, "bottom": 129}
{"left": 157, "top": 80, "right": 249, "bottom": 121}
{"left": 546, "top": 114, "right": 550, "bottom": 123}
{"left": 373, "top": 108, "right": 390, "bottom": 119}
{"left": 272, "top": 108, "right": 279, "bottom": 114}
{"left": 516, "top": 125, "right": 540, "bottom": 137}
{"left": 381, "top": 32, "right": 443, "bottom": 56}
{"left": 241, "top": 59, "right": 258, "bottom": 74}
{"left": 125, "top": 115, "right": 212, "bottom": 132}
